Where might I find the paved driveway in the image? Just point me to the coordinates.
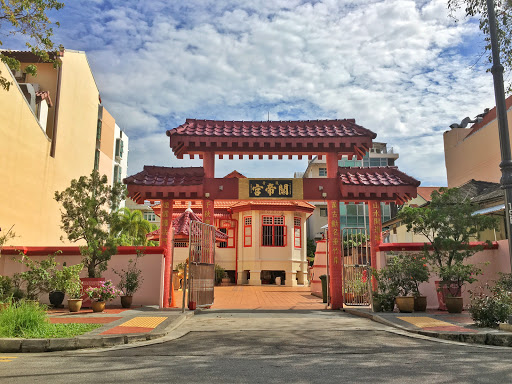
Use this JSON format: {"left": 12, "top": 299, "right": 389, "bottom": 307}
{"left": 175, "top": 285, "right": 326, "bottom": 310}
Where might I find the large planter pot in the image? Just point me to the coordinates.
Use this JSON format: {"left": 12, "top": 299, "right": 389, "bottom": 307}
{"left": 49, "top": 291, "right": 65, "bottom": 308}
{"left": 445, "top": 296, "right": 463, "bottom": 313}
{"left": 435, "top": 281, "right": 461, "bottom": 311}
{"left": 80, "top": 278, "right": 106, "bottom": 308}
{"left": 91, "top": 301, "right": 106, "bottom": 313}
{"left": 414, "top": 296, "right": 427, "bottom": 312}
{"left": 221, "top": 277, "right": 231, "bottom": 286}
{"left": 121, "top": 295, "right": 133, "bottom": 308}
{"left": 395, "top": 296, "right": 415, "bottom": 313}
{"left": 68, "top": 299, "right": 83, "bottom": 312}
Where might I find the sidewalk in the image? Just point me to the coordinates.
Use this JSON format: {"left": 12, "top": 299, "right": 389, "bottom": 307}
{"left": 0, "top": 306, "right": 190, "bottom": 353}
{"left": 343, "top": 307, "right": 512, "bottom": 347}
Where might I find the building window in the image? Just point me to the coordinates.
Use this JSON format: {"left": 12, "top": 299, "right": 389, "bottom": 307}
{"left": 174, "top": 241, "right": 188, "bottom": 248}
{"left": 115, "top": 138, "right": 124, "bottom": 159}
{"left": 294, "top": 217, "right": 301, "bottom": 248}
{"left": 244, "top": 216, "right": 252, "bottom": 247}
{"left": 143, "top": 212, "right": 157, "bottom": 222}
{"left": 94, "top": 149, "right": 100, "bottom": 171}
{"left": 218, "top": 226, "right": 235, "bottom": 248}
{"left": 319, "top": 207, "right": 328, "bottom": 217}
{"left": 114, "top": 165, "right": 122, "bottom": 184}
{"left": 96, "top": 119, "right": 102, "bottom": 142}
{"left": 262, "top": 215, "right": 286, "bottom": 247}
{"left": 319, "top": 168, "right": 327, "bottom": 176}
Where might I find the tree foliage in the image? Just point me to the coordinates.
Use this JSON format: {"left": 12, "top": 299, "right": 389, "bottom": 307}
{"left": 112, "top": 208, "right": 155, "bottom": 246}
{"left": 397, "top": 187, "right": 497, "bottom": 285}
{"left": 447, "top": 0, "right": 512, "bottom": 92}
{"left": 0, "top": 0, "right": 64, "bottom": 90}
{"left": 54, "top": 170, "right": 126, "bottom": 278}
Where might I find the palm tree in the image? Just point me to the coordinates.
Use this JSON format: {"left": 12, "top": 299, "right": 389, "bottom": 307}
{"left": 113, "top": 208, "right": 153, "bottom": 246}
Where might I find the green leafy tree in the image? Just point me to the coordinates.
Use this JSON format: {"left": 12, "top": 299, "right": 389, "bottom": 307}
{"left": 447, "top": 0, "right": 512, "bottom": 92}
{"left": 0, "top": 0, "right": 64, "bottom": 90}
{"left": 54, "top": 170, "right": 126, "bottom": 278}
{"left": 113, "top": 208, "right": 154, "bottom": 246}
{"left": 398, "top": 187, "right": 497, "bottom": 290}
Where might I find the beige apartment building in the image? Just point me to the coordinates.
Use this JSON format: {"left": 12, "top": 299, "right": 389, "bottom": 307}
{"left": 444, "top": 96, "right": 512, "bottom": 188}
{"left": 0, "top": 49, "right": 128, "bottom": 245}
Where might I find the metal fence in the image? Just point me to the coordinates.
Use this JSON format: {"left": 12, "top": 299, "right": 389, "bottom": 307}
{"left": 187, "top": 220, "right": 216, "bottom": 309}
{"left": 342, "top": 227, "right": 371, "bottom": 306}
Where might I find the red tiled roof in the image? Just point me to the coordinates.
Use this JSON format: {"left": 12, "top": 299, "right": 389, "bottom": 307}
{"left": 166, "top": 119, "right": 376, "bottom": 158}
{"left": 339, "top": 167, "right": 420, "bottom": 187}
{"left": 124, "top": 166, "right": 204, "bottom": 186}
{"left": 146, "top": 209, "right": 228, "bottom": 241}
{"left": 467, "top": 95, "right": 512, "bottom": 138}
{"left": 36, "top": 90, "right": 53, "bottom": 107}
{"left": 416, "top": 187, "right": 441, "bottom": 202}
{"left": 168, "top": 119, "right": 376, "bottom": 139}
{"left": 223, "top": 170, "right": 247, "bottom": 178}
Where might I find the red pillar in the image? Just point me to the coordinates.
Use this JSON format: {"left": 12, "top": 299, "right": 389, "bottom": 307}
{"left": 326, "top": 153, "right": 343, "bottom": 310}
{"left": 368, "top": 201, "right": 382, "bottom": 292}
{"left": 203, "top": 151, "right": 215, "bottom": 226}
{"left": 159, "top": 199, "right": 173, "bottom": 308}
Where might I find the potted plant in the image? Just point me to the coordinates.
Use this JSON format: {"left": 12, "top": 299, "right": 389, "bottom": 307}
{"left": 384, "top": 254, "right": 416, "bottom": 313}
{"left": 440, "top": 263, "right": 482, "bottom": 313}
{"left": 215, "top": 264, "right": 226, "bottom": 286}
{"left": 85, "top": 280, "right": 122, "bottom": 312}
{"left": 372, "top": 268, "right": 398, "bottom": 312}
{"left": 113, "top": 252, "right": 144, "bottom": 308}
{"left": 402, "top": 253, "right": 430, "bottom": 311}
{"left": 65, "top": 267, "right": 84, "bottom": 312}
{"left": 398, "top": 187, "right": 498, "bottom": 312}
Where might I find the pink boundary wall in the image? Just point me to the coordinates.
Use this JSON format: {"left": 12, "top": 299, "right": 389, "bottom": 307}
{"left": 377, "top": 240, "right": 511, "bottom": 309}
{"left": 0, "top": 246, "right": 166, "bottom": 307}
{"left": 310, "top": 240, "right": 326, "bottom": 297}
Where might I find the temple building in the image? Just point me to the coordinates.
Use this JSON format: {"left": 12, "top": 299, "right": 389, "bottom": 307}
{"left": 143, "top": 171, "right": 315, "bottom": 286}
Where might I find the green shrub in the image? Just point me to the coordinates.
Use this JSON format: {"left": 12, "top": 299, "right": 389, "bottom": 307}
{"left": 0, "top": 276, "right": 13, "bottom": 302}
{"left": 0, "top": 300, "right": 100, "bottom": 338}
{"left": 0, "top": 300, "right": 48, "bottom": 338}
{"left": 469, "top": 290, "right": 512, "bottom": 328}
{"left": 215, "top": 264, "right": 226, "bottom": 284}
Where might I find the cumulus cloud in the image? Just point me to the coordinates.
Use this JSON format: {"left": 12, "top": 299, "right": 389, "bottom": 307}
{"left": 41, "top": 0, "right": 498, "bottom": 184}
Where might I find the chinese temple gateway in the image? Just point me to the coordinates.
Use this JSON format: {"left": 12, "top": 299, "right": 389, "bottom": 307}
{"left": 124, "top": 119, "right": 420, "bottom": 309}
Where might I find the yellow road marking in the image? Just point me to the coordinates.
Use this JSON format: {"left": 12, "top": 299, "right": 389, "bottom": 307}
{"left": 397, "top": 317, "right": 455, "bottom": 328}
{"left": 119, "top": 317, "right": 167, "bottom": 329}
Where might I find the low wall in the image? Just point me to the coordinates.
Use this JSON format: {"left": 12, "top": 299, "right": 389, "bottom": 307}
{"left": 0, "top": 246, "right": 166, "bottom": 307}
{"left": 377, "top": 240, "right": 511, "bottom": 309}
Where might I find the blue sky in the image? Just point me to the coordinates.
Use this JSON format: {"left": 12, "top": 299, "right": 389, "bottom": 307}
{"left": 12, "top": 0, "right": 498, "bottom": 185}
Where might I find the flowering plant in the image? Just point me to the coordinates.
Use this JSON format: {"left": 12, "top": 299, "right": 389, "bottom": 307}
{"left": 85, "top": 280, "right": 122, "bottom": 302}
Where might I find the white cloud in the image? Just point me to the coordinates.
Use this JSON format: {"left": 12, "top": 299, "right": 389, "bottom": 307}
{"left": 44, "top": 0, "right": 497, "bottom": 185}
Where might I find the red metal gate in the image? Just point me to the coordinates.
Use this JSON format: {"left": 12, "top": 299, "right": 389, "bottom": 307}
{"left": 187, "top": 220, "right": 216, "bottom": 309}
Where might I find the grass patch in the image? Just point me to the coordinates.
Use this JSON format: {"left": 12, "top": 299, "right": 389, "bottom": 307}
{"left": 0, "top": 301, "right": 101, "bottom": 338}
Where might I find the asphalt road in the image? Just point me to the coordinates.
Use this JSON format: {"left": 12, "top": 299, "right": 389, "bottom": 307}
{"left": 1, "top": 310, "right": 512, "bottom": 383}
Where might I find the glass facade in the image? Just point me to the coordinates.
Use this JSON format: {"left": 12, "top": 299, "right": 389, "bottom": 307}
{"left": 339, "top": 155, "right": 394, "bottom": 168}
{"left": 339, "top": 202, "right": 392, "bottom": 229}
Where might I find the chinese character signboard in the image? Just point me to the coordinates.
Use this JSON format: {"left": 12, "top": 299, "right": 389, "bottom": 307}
{"left": 248, "top": 179, "right": 293, "bottom": 198}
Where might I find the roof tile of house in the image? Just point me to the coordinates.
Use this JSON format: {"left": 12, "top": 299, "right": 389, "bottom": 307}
{"left": 167, "top": 119, "right": 377, "bottom": 139}
{"left": 416, "top": 187, "right": 441, "bottom": 202}
{"left": 123, "top": 166, "right": 204, "bottom": 186}
{"left": 338, "top": 166, "right": 420, "bottom": 187}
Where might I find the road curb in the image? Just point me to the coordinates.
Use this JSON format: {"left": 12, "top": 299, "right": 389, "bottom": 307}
{"left": 0, "top": 312, "right": 192, "bottom": 353}
{"left": 343, "top": 308, "right": 512, "bottom": 347}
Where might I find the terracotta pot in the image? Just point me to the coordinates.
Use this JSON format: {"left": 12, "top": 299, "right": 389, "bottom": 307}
{"left": 121, "top": 295, "right": 133, "bottom": 308}
{"left": 395, "top": 296, "right": 415, "bottom": 313}
{"left": 92, "top": 301, "right": 106, "bottom": 313}
{"left": 445, "top": 296, "right": 463, "bottom": 313}
{"left": 435, "top": 281, "right": 462, "bottom": 311}
{"left": 414, "top": 296, "right": 427, "bottom": 312}
{"left": 68, "top": 298, "right": 83, "bottom": 312}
